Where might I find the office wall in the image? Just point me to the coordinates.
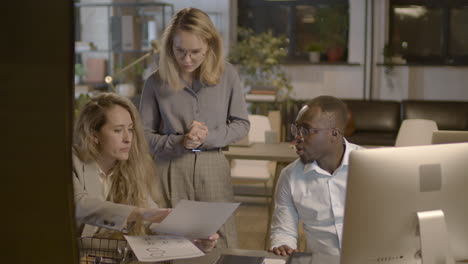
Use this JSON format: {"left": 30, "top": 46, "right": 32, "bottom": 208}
{"left": 282, "top": 0, "right": 468, "bottom": 101}
{"left": 372, "top": 1, "right": 468, "bottom": 101}
{"left": 284, "top": 65, "right": 364, "bottom": 100}
{"left": 77, "top": 0, "right": 468, "bottom": 101}
{"left": 1, "top": 1, "right": 77, "bottom": 264}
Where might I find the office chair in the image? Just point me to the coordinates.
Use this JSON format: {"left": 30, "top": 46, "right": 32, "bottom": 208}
{"left": 230, "top": 114, "right": 275, "bottom": 248}
{"left": 231, "top": 115, "right": 275, "bottom": 197}
{"left": 395, "top": 119, "right": 438, "bottom": 147}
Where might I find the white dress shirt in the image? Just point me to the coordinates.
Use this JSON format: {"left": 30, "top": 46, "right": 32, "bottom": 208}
{"left": 270, "top": 139, "right": 362, "bottom": 255}
{"left": 97, "top": 165, "right": 114, "bottom": 200}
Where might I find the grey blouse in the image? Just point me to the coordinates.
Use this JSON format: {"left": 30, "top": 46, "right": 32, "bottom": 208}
{"left": 139, "top": 62, "right": 250, "bottom": 157}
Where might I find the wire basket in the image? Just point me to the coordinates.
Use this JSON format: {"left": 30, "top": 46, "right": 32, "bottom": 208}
{"left": 78, "top": 237, "right": 133, "bottom": 264}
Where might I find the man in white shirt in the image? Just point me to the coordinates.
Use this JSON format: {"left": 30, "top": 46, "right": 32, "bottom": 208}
{"left": 269, "top": 96, "right": 362, "bottom": 256}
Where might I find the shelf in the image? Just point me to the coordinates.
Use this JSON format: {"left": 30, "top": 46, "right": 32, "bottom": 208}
{"left": 376, "top": 63, "right": 468, "bottom": 68}
{"left": 74, "top": 1, "right": 174, "bottom": 86}
{"left": 74, "top": 2, "right": 173, "bottom": 8}
{"left": 75, "top": 49, "right": 151, "bottom": 54}
{"left": 245, "top": 94, "right": 276, "bottom": 102}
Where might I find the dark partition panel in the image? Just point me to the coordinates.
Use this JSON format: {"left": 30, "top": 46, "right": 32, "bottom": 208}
{"left": 1, "top": 1, "right": 78, "bottom": 263}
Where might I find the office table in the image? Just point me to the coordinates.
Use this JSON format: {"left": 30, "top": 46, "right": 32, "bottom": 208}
{"left": 174, "top": 248, "right": 287, "bottom": 264}
{"left": 173, "top": 248, "right": 345, "bottom": 264}
{"left": 224, "top": 142, "right": 297, "bottom": 163}
{"left": 224, "top": 142, "right": 297, "bottom": 194}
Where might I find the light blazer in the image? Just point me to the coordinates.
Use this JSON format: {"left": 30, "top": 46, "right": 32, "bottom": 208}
{"left": 72, "top": 153, "right": 157, "bottom": 237}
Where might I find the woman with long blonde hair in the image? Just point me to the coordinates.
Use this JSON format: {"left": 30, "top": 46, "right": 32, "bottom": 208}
{"left": 73, "top": 92, "right": 170, "bottom": 237}
{"left": 139, "top": 8, "right": 250, "bottom": 248}
{"left": 73, "top": 93, "right": 219, "bottom": 252}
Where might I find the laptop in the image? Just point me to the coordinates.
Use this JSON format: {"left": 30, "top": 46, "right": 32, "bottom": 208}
{"left": 431, "top": 130, "right": 468, "bottom": 144}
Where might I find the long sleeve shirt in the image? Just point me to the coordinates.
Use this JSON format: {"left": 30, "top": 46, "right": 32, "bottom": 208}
{"left": 72, "top": 153, "right": 158, "bottom": 237}
{"left": 139, "top": 62, "right": 250, "bottom": 158}
{"left": 270, "top": 139, "right": 362, "bottom": 255}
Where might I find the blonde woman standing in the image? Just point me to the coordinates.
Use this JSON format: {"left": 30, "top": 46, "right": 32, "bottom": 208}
{"left": 139, "top": 8, "right": 250, "bottom": 248}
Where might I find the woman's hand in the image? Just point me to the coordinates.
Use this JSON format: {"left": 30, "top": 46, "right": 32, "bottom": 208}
{"left": 184, "top": 121, "right": 208, "bottom": 149}
{"left": 128, "top": 208, "right": 172, "bottom": 223}
{"left": 192, "top": 232, "right": 219, "bottom": 252}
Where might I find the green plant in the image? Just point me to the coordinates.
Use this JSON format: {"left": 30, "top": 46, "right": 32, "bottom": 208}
{"left": 315, "top": 4, "right": 349, "bottom": 48}
{"left": 74, "top": 93, "right": 91, "bottom": 117}
{"left": 74, "top": 63, "right": 85, "bottom": 77}
{"left": 113, "top": 57, "right": 145, "bottom": 84}
{"left": 382, "top": 43, "right": 396, "bottom": 89}
{"left": 383, "top": 43, "right": 396, "bottom": 63}
{"left": 305, "top": 43, "right": 323, "bottom": 52}
{"left": 229, "top": 27, "right": 293, "bottom": 101}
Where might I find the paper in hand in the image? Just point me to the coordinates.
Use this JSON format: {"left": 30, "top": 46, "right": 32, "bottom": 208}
{"left": 151, "top": 200, "right": 240, "bottom": 238}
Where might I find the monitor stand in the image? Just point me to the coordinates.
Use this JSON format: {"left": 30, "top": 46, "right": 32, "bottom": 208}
{"left": 417, "top": 210, "right": 455, "bottom": 264}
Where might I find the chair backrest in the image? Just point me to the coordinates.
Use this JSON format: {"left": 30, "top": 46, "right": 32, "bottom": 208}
{"left": 395, "top": 119, "right": 438, "bottom": 147}
{"left": 402, "top": 100, "right": 468, "bottom": 130}
{"left": 248, "top": 114, "right": 272, "bottom": 143}
{"left": 432, "top": 130, "right": 468, "bottom": 144}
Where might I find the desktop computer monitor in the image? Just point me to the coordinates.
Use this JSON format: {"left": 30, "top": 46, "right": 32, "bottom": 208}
{"left": 341, "top": 143, "right": 468, "bottom": 264}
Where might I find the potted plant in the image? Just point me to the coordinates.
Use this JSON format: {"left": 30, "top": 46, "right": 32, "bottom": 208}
{"left": 74, "top": 63, "right": 85, "bottom": 84}
{"left": 305, "top": 43, "right": 323, "bottom": 63}
{"left": 229, "top": 27, "right": 293, "bottom": 101}
{"left": 315, "top": 5, "right": 349, "bottom": 62}
{"left": 383, "top": 43, "right": 406, "bottom": 64}
{"left": 112, "top": 59, "right": 145, "bottom": 97}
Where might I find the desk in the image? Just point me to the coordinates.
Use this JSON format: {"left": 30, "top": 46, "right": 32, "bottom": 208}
{"left": 224, "top": 142, "right": 297, "bottom": 193}
{"left": 174, "top": 248, "right": 287, "bottom": 264}
{"left": 224, "top": 142, "right": 297, "bottom": 163}
{"left": 173, "top": 248, "right": 344, "bottom": 264}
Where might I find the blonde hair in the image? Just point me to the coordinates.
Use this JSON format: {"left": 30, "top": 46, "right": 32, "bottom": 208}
{"left": 74, "top": 93, "right": 162, "bottom": 235}
{"left": 159, "top": 7, "right": 224, "bottom": 90}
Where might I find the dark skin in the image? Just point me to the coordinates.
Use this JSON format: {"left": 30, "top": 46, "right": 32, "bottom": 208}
{"left": 269, "top": 105, "right": 346, "bottom": 256}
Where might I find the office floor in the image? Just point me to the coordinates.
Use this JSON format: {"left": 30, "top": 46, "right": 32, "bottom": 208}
{"left": 235, "top": 197, "right": 270, "bottom": 250}
{"left": 235, "top": 196, "right": 306, "bottom": 251}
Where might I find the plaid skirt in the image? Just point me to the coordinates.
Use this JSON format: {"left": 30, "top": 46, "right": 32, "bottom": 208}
{"left": 154, "top": 150, "right": 238, "bottom": 248}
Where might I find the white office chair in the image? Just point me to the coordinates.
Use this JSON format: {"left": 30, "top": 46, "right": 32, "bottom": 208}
{"left": 230, "top": 114, "right": 275, "bottom": 248}
{"left": 395, "top": 119, "right": 438, "bottom": 147}
{"left": 231, "top": 114, "right": 275, "bottom": 197}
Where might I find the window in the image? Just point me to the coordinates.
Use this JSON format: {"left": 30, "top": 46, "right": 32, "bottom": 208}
{"left": 238, "top": 0, "right": 349, "bottom": 62}
{"left": 390, "top": 0, "right": 468, "bottom": 64}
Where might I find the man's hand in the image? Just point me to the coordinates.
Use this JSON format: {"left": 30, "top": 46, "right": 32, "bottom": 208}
{"left": 192, "top": 232, "right": 219, "bottom": 252}
{"left": 269, "top": 245, "right": 298, "bottom": 256}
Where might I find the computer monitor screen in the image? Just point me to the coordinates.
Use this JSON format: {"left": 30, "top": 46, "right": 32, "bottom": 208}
{"left": 432, "top": 130, "right": 468, "bottom": 144}
{"left": 341, "top": 143, "right": 468, "bottom": 264}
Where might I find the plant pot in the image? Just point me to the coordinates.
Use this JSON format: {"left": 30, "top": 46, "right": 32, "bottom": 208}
{"left": 308, "top": 52, "right": 320, "bottom": 63}
{"left": 326, "top": 47, "right": 345, "bottom": 62}
{"left": 116, "top": 83, "right": 136, "bottom": 97}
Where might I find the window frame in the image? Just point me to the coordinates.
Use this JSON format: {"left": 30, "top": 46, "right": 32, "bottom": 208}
{"left": 390, "top": 0, "right": 468, "bottom": 65}
{"left": 237, "top": 0, "right": 350, "bottom": 62}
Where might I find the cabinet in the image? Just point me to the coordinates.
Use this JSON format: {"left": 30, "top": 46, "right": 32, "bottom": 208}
{"left": 74, "top": 1, "right": 174, "bottom": 92}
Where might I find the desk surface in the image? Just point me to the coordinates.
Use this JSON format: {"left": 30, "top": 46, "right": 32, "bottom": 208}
{"left": 224, "top": 142, "right": 297, "bottom": 163}
{"left": 174, "top": 248, "right": 287, "bottom": 264}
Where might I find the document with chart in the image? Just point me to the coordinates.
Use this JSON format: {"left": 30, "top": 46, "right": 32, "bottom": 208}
{"left": 124, "top": 235, "right": 204, "bottom": 262}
